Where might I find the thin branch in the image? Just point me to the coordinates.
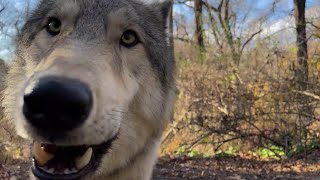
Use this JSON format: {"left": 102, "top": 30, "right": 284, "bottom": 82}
{"left": 307, "top": 21, "right": 320, "bottom": 29}
{"left": 174, "top": 37, "right": 194, "bottom": 44}
{"left": 175, "top": 0, "right": 194, "bottom": 9}
{"left": 202, "top": 0, "right": 224, "bottom": 12}
{"left": 240, "top": 29, "right": 262, "bottom": 54}
{"left": 293, "top": 90, "right": 320, "bottom": 100}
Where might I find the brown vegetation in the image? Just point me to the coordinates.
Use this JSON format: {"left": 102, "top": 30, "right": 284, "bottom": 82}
{"left": 162, "top": 36, "right": 320, "bottom": 156}
{"left": 161, "top": 0, "right": 320, "bottom": 161}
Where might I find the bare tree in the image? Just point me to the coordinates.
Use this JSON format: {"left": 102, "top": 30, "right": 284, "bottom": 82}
{"left": 0, "top": 58, "right": 7, "bottom": 89}
{"left": 203, "top": 0, "right": 262, "bottom": 66}
{"left": 293, "top": 0, "right": 308, "bottom": 90}
{"left": 169, "top": 1, "right": 174, "bottom": 51}
{"left": 0, "top": 4, "right": 5, "bottom": 35}
{"left": 194, "top": 0, "right": 205, "bottom": 49}
{"left": 292, "top": 0, "right": 313, "bottom": 150}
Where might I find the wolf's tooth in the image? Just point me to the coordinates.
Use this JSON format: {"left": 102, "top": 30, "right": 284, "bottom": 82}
{"left": 75, "top": 148, "right": 92, "bottom": 170}
{"left": 64, "top": 169, "right": 72, "bottom": 174}
{"left": 33, "top": 142, "right": 55, "bottom": 167}
{"left": 47, "top": 168, "right": 55, "bottom": 174}
{"left": 70, "top": 168, "right": 78, "bottom": 173}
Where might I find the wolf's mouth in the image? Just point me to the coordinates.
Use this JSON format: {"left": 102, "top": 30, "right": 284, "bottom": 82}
{"left": 32, "top": 135, "right": 118, "bottom": 180}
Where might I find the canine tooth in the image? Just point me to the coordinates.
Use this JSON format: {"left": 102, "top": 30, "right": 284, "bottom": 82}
{"left": 70, "top": 168, "right": 78, "bottom": 173}
{"left": 47, "top": 168, "right": 55, "bottom": 174}
{"left": 64, "top": 169, "right": 72, "bottom": 174}
{"left": 41, "top": 167, "right": 54, "bottom": 174}
{"left": 75, "top": 148, "right": 92, "bottom": 170}
{"left": 33, "top": 142, "right": 55, "bottom": 166}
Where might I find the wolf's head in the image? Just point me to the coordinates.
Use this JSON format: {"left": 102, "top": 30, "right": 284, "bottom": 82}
{"left": 3, "top": 0, "right": 176, "bottom": 179}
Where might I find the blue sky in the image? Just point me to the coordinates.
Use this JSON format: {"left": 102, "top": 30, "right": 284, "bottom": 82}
{"left": 0, "top": 0, "right": 320, "bottom": 62}
{"left": 174, "top": 0, "right": 320, "bottom": 22}
{"left": 0, "top": 0, "right": 39, "bottom": 61}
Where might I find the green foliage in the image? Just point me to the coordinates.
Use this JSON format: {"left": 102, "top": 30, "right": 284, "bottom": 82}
{"left": 309, "top": 139, "right": 320, "bottom": 149}
{"left": 290, "top": 47, "right": 298, "bottom": 54}
{"left": 228, "top": 73, "right": 236, "bottom": 82}
{"left": 201, "top": 137, "right": 210, "bottom": 144}
{"left": 175, "top": 145, "right": 187, "bottom": 155}
{"left": 255, "top": 38, "right": 261, "bottom": 49}
{"left": 174, "top": 145, "right": 211, "bottom": 158}
{"left": 187, "top": 150, "right": 200, "bottom": 157}
{"left": 287, "top": 139, "right": 320, "bottom": 158}
{"left": 256, "top": 144, "right": 285, "bottom": 160}
{"left": 215, "top": 146, "right": 239, "bottom": 158}
{"left": 287, "top": 145, "right": 305, "bottom": 158}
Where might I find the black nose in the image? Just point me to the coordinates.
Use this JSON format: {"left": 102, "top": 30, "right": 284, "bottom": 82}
{"left": 23, "top": 76, "right": 93, "bottom": 133}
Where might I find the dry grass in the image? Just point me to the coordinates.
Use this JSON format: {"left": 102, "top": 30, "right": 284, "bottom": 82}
{"left": 162, "top": 40, "right": 320, "bottom": 157}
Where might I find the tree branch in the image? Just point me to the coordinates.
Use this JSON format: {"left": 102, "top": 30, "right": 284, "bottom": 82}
{"left": 240, "top": 29, "right": 262, "bottom": 54}
{"left": 175, "top": 0, "right": 194, "bottom": 9}
{"left": 307, "top": 21, "right": 320, "bottom": 29}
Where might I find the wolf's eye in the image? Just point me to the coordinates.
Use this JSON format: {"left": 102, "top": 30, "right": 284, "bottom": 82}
{"left": 46, "top": 18, "right": 62, "bottom": 36}
{"left": 121, "top": 30, "right": 139, "bottom": 48}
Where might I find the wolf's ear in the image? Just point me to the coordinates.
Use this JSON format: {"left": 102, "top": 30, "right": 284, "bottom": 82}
{"left": 159, "top": 0, "right": 173, "bottom": 21}
{"left": 151, "top": 0, "right": 173, "bottom": 23}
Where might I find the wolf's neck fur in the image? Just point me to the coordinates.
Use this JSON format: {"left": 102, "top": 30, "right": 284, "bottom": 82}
{"left": 97, "top": 139, "right": 160, "bottom": 180}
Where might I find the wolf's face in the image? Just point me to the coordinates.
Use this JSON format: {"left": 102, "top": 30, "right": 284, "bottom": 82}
{"left": 3, "top": 0, "right": 176, "bottom": 179}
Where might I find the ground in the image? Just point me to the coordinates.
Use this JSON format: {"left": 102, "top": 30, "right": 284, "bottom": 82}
{"left": 153, "top": 155, "right": 320, "bottom": 180}
{"left": 2, "top": 152, "right": 320, "bottom": 180}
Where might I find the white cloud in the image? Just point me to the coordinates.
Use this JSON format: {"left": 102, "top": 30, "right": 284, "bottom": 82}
{"left": 185, "top": 1, "right": 193, "bottom": 7}
{"left": 259, "top": 6, "right": 320, "bottom": 45}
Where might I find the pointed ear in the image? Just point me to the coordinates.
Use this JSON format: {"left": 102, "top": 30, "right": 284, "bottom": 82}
{"left": 159, "top": 0, "right": 173, "bottom": 21}
{"left": 150, "top": 0, "right": 173, "bottom": 22}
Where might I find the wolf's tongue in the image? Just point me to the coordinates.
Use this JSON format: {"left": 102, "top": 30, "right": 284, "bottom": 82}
{"left": 33, "top": 142, "right": 55, "bottom": 166}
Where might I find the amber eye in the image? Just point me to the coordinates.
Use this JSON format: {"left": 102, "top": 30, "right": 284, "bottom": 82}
{"left": 46, "top": 18, "right": 62, "bottom": 36}
{"left": 120, "top": 30, "right": 139, "bottom": 48}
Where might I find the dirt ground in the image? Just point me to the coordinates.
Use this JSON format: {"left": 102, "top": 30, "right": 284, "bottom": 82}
{"left": 153, "top": 155, "right": 320, "bottom": 180}
{"left": 2, "top": 154, "right": 320, "bottom": 180}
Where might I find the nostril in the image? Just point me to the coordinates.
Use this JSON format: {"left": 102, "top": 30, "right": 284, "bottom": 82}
{"left": 23, "top": 76, "right": 93, "bottom": 133}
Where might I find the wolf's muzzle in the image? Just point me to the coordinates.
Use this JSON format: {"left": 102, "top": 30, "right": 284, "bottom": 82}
{"left": 23, "top": 76, "right": 93, "bottom": 134}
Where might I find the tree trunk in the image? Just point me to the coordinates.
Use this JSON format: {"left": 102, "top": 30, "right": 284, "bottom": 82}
{"left": 169, "top": 2, "right": 174, "bottom": 51}
{"left": 194, "top": 0, "right": 205, "bottom": 54}
{"left": 221, "top": 0, "right": 239, "bottom": 66}
{"left": 293, "top": 0, "right": 311, "bottom": 150}
{"left": 294, "top": 0, "right": 308, "bottom": 90}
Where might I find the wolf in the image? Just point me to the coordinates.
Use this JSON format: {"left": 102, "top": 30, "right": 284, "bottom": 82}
{"left": 2, "top": 0, "right": 176, "bottom": 179}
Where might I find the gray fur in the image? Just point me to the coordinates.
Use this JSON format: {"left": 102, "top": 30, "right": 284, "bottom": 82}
{"left": 17, "top": 0, "right": 174, "bottom": 87}
{"left": 3, "top": 0, "right": 176, "bottom": 179}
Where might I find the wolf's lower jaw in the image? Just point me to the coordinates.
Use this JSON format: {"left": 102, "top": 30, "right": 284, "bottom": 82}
{"left": 30, "top": 138, "right": 160, "bottom": 180}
